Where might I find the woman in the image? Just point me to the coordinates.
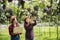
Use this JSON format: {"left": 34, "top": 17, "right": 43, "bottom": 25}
{"left": 9, "top": 16, "right": 21, "bottom": 40}
{"left": 24, "top": 17, "right": 37, "bottom": 40}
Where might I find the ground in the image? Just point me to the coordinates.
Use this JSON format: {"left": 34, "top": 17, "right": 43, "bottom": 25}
{"left": 0, "top": 26, "right": 60, "bottom": 40}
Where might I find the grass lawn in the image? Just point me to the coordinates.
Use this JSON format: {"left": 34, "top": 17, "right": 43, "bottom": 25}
{"left": 0, "top": 26, "right": 60, "bottom": 40}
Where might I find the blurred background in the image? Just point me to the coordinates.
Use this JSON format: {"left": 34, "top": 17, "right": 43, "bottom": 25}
{"left": 0, "top": 0, "right": 60, "bottom": 40}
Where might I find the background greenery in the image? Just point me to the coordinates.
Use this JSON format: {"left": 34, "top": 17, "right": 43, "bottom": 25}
{"left": 0, "top": 0, "right": 60, "bottom": 40}
{"left": 0, "top": 26, "right": 60, "bottom": 40}
{"left": 0, "top": 0, "right": 59, "bottom": 24}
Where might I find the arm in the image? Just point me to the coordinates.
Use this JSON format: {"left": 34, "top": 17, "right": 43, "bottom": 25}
{"left": 32, "top": 20, "right": 37, "bottom": 26}
{"left": 28, "top": 20, "right": 37, "bottom": 29}
{"left": 9, "top": 26, "right": 18, "bottom": 36}
{"left": 9, "top": 26, "right": 15, "bottom": 36}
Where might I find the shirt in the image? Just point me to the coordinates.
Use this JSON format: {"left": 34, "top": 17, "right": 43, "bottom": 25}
{"left": 24, "top": 20, "right": 37, "bottom": 39}
{"left": 9, "top": 23, "right": 19, "bottom": 36}
{"left": 9, "top": 24, "right": 14, "bottom": 36}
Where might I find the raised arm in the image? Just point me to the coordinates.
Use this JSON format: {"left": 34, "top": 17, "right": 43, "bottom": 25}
{"left": 32, "top": 20, "right": 37, "bottom": 26}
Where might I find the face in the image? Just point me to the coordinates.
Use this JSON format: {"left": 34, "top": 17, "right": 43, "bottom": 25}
{"left": 13, "top": 18, "right": 17, "bottom": 24}
{"left": 26, "top": 18, "right": 30, "bottom": 23}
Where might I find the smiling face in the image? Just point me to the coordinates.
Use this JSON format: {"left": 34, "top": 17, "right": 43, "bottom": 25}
{"left": 24, "top": 17, "right": 31, "bottom": 24}
{"left": 25, "top": 18, "right": 30, "bottom": 23}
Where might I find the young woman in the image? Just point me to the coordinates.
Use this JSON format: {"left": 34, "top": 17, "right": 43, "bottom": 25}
{"left": 24, "top": 17, "right": 37, "bottom": 40}
{"left": 9, "top": 16, "right": 21, "bottom": 40}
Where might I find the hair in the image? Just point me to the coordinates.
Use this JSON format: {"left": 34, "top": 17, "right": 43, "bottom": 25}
{"left": 11, "top": 18, "right": 15, "bottom": 23}
{"left": 10, "top": 16, "right": 16, "bottom": 23}
{"left": 10, "top": 16, "right": 19, "bottom": 27}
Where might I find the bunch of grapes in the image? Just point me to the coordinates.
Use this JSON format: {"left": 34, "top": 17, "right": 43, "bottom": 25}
{"left": 8, "top": 0, "right": 12, "bottom": 2}
{"left": 3, "top": 4, "right": 6, "bottom": 9}
{"left": 18, "top": 0, "right": 25, "bottom": 9}
{"left": 43, "top": 6, "right": 52, "bottom": 15}
{"left": 34, "top": 6, "right": 39, "bottom": 11}
{"left": 57, "top": 1, "right": 60, "bottom": 13}
{"left": 5, "top": 9, "right": 14, "bottom": 19}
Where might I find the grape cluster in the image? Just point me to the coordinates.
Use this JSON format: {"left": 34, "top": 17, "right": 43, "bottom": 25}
{"left": 43, "top": 6, "right": 52, "bottom": 15}
{"left": 34, "top": 6, "right": 39, "bottom": 11}
{"left": 3, "top": 4, "right": 6, "bottom": 9}
{"left": 18, "top": 0, "right": 25, "bottom": 9}
{"left": 57, "top": 2, "right": 60, "bottom": 13}
{"left": 5, "top": 9, "right": 14, "bottom": 19}
{"left": 8, "top": 0, "right": 12, "bottom": 2}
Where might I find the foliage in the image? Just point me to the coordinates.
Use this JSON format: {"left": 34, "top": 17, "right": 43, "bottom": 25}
{"left": 0, "top": 0, "right": 60, "bottom": 24}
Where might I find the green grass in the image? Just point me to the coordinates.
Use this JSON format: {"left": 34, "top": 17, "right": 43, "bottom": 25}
{"left": 0, "top": 26, "right": 60, "bottom": 40}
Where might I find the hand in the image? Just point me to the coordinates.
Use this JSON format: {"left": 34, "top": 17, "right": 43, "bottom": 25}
{"left": 15, "top": 33, "right": 22, "bottom": 34}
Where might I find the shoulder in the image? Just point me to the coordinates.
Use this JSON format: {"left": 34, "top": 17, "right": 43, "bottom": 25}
{"left": 9, "top": 24, "right": 13, "bottom": 29}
